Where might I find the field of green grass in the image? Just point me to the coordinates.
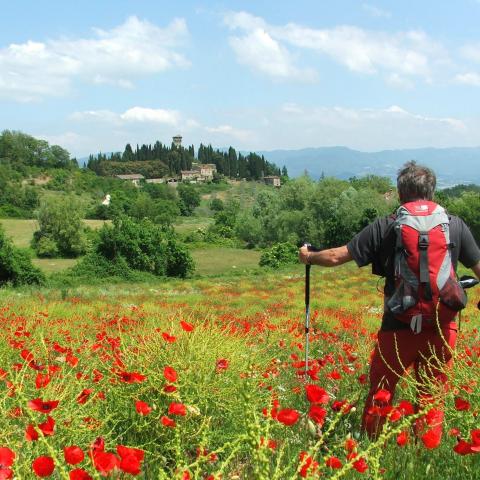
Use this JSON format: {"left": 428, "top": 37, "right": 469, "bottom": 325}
{"left": 0, "top": 219, "right": 107, "bottom": 248}
{"left": 0, "top": 218, "right": 262, "bottom": 277}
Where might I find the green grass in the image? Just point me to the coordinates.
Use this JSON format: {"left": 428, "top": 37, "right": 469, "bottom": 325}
{"left": 0, "top": 218, "right": 107, "bottom": 248}
{"left": 174, "top": 217, "right": 214, "bottom": 234}
{"left": 32, "top": 258, "right": 78, "bottom": 273}
{"left": 191, "top": 248, "right": 261, "bottom": 276}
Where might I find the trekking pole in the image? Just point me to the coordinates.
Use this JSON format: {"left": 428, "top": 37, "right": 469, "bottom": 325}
{"left": 303, "top": 243, "right": 321, "bottom": 375}
{"left": 305, "top": 261, "right": 311, "bottom": 374}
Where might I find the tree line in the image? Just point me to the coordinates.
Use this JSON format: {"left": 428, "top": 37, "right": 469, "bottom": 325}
{"left": 86, "top": 141, "right": 285, "bottom": 180}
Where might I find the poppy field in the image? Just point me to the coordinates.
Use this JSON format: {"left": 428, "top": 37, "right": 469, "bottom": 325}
{"left": 0, "top": 263, "right": 479, "bottom": 479}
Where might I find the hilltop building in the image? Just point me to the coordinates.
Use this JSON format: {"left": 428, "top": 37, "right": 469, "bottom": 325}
{"left": 116, "top": 174, "right": 144, "bottom": 187}
{"left": 264, "top": 175, "right": 281, "bottom": 187}
{"left": 172, "top": 135, "right": 182, "bottom": 147}
{"left": 180, "top": 163, "right": 217, "bottom": 182}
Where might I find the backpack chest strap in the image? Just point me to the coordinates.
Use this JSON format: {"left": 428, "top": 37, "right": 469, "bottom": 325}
{"left": 418, "top": 231, "right": 432, "bottom": 300}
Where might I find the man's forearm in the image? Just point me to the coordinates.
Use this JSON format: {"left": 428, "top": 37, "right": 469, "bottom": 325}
{"left": 307, "top": 245, "right": 352, "bottom": 267}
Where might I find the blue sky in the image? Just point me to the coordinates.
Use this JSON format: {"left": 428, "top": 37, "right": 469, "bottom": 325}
{"left": 1, "top": 0, "right": 480, "bottom": 157}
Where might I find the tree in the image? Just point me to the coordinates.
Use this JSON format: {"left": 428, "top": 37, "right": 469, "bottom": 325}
{"left": 86, "top": 216, "right": 194, "bottom": 278}
{"left": 178, "top": 184, "right": 201, "bottom": 216}
{"left": 0, "top": 226, "right": 45, "bottom": 286}
{"left": 33, "top": 196, "right": 87, "bottom": 257}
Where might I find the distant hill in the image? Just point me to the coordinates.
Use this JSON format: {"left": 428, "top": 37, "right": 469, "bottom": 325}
{"left": 258, "top": 147, "right": 480, "bottom": 188}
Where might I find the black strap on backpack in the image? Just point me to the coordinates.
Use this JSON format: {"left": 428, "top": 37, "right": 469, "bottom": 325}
{"left": 418, "top": 232, "right": 433, "bottom": 300}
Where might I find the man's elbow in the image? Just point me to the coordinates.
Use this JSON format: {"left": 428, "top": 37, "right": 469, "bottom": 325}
{"left": 328, "top": 246, "right": 352, "bottom": 266}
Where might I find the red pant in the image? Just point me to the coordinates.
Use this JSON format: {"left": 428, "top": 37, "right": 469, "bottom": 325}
{"left": 362, "top": 322, "right": 457, "bottom": 438}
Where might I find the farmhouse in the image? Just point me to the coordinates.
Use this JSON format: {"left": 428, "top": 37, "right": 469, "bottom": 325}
{"left": 264, "top": 175, "right": 281, "bottom": 187}
{"left": 145, "top": 178, "right": 165, "bottom": 184}
{"left": 180, "top": 170, "right": 199, "bottom": 181}
{"left": 180, "top": 163, "right": 217, "bottom": 182}
{"left": 116, "top": 174, "right": 145, "bottom": 187}
{"left": 198, "top": 164, "right": 217, "bottom": 180}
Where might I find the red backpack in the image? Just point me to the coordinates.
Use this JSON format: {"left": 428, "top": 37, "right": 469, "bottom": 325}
{"left": 386, "top": 200, "right": 467, "bottom": 332}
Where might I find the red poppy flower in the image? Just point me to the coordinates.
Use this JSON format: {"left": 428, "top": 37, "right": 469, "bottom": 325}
{"left": 373, "top": 389, "right": 391, "bottom": 405}
{"left": 77, "top": 389, "right": 93, "bottom": 405}
{"left": 305, "top": 385, "right": 329, "bottom": 404}
{"left": 35, "top": 373, "right": 51, "bottom": 389}
{"left": 64, "top": 446, "right": 85, "bottom": 465}
{"left": 135, "top": 401, "right": 152, "bottom": 416}
{"left": 163, "top": 366, "right": 178, "bottom": 383}
{"left": 308, "top": 405, "right": 327, "bottom": 426}
{"left": 396, "top": 430, "right": 409, "bottom": 447}
{"left": 325, "top": 456, "right": 342, "bottom": 469}
{"left": 421, "top": 428, "right": 442, "bottom": 449}
{"left": 117, "top": 446, "right": 144, "bottom": 475}
{"left": 28, "top": 398, "right": 59, "bottom": 414}
{"left": 277, "top": 408, "right": 299, "bottom": 426}
{"left": 344, "top": 438, "right": 357, "bottom": 453}
{"left": 216, "top": 359, "right": 229, "bottom": 370}
{"left": 92, "top": 452, "right": 119, "bottom": 475}
{"left": 0, "top": 448, "right": 15, "bottom": 468}
{"left": 353, "top": 458, "right": 368, "bottom": 473}
{"left": 118, "top": 371, "right": 146, "bottom": 383}
{"left": 163, "top": 385, "right": 177, "bottom": 393}
{"left": 0, "top": 468, "right": 13, "bottom": 479}
{"left": 69, "top": 469, "right": 92, "bottom": 480}
{"left": 162, "top": 332, "right": 176, "bottom": 343}
{"left": 471, "top": 429, "right": 480, "bottom": 446}
{"left": 454, "top": 397, "right": 471, "bottom": 411}
{"left": 180, "top": 321, "right": 194, "bottom": 332}
{"left": 327, "top": 370, "right": 341, "bottom": 380}
{"left": 161, "top": 416, "right": 176, "bottom": 427}
{"left": 358, "top": 373, "right": 368, "bottom": 384}
{"left": 32, "top": 456, "right": 54, "bottom": 477}
{"left": 425, "top": 408, "right": 443, "bottom": 426}
{"left": 25, "top": 424, "right": 39, "bottom": 441}
{"left": 397, "top": 400, "right": 414, "bottom": 416}
{"left": 21, "top": 349, "right": 34, "bottom": 362}
{"left": 38, "top": 416, "right": 55, "bottom": 436}
{"left": 66, "top": 353, "right": 79, "bottom": 367}
{"left": 168, "top": 402, "right": 187, "bottom": 416}
{"left": 453, "top": 439, "right": 474, "bottom": 456}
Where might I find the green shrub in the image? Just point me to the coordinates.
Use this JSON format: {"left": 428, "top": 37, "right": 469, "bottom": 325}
{"left": 35, "top": 236, "right": 59, "bottom": 258}
{"left": 0, "top": 227, "right": 45, "bottom": 286}
{"left": 259, "top": 242, "right": 298, "bottom": 269}
{"left": 33, "top": 196, "right": 87, "bottom": 257}
{"left": 210, "top": 198, "right": 224, "bottom": 211}
{"left": 76, "top": 216, "right": 195, "bottom": 279}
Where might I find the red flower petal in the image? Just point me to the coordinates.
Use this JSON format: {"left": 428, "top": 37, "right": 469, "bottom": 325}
{"left": 277, "top": 409, "right": 299, "bottom": 426}
{"left": 64, "top": 446, "right": 85, "bottom": 466}
{"left": 32, "top": 456, "right": 55, "bottom": 477}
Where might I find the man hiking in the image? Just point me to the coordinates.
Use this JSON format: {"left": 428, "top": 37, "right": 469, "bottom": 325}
{"left": 299, "top": 161, "right": 480, "bottom": 442}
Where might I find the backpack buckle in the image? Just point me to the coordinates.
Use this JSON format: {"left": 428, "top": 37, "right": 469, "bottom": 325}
{"left": 418, "top": 233, "right": 429, "bottom": 249}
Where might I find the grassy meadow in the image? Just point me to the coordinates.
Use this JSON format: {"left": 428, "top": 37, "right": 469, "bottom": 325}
{"left": 0, "top": 263, "right": 479, "bottom": 478}
{"left": 0, "top": 218, "right": 262, "bottom": 277}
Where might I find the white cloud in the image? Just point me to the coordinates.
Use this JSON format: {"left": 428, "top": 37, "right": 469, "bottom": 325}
{"left": 228, "top": 29, "right": 317, "bottom": 81}
{"left": 223, "top": 11, "right": 449, "bottom": 85}
{"left": 224, "top": 11, "right": 317, "bottom": 81}
{"left": 362, "top": 4, "right": 392, "bottom": 18}
{"left": 0, "top": 16, "right": 189, "bottom": 101}
{"left": 120, "top": 107, "right": 180, "bottom": 125}
{"left": 72, "top": 107, "right": 182, "bottom": 126}
{"left": 454, "top": 72, "right": 480, "bottom": 86}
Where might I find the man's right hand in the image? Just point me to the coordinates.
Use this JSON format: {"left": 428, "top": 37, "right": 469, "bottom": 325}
{"left": 299, "top": 245, "right": 310, "bottom": 265}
